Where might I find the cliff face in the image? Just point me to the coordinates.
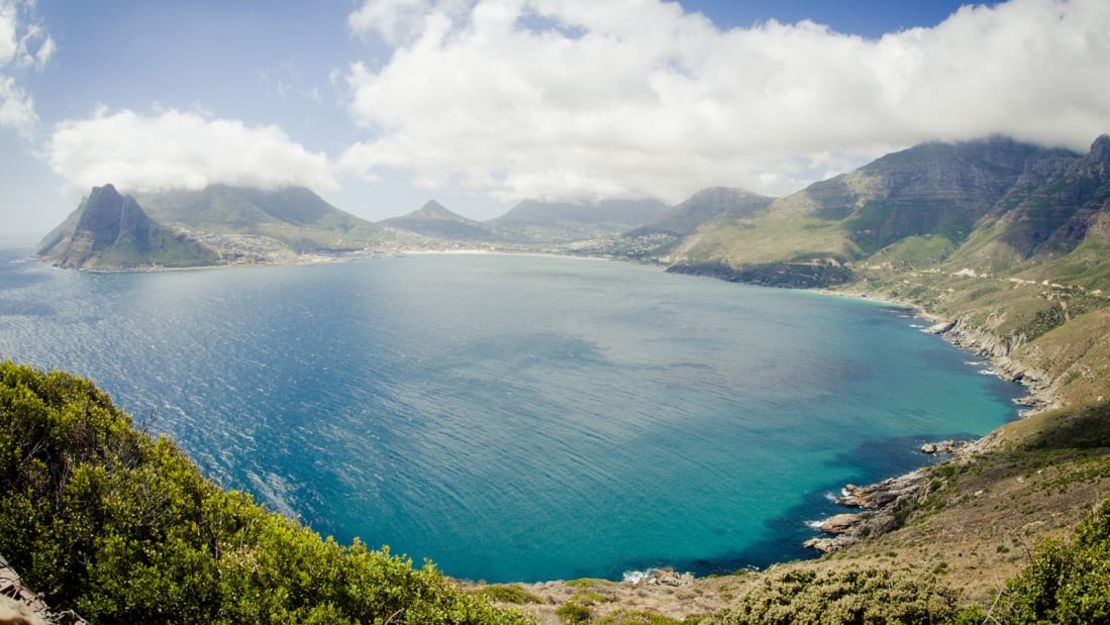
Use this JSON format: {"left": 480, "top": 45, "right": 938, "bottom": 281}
{"left": 996, "top": 135, "right": 1110, "bottom": 257}
{"left": 36, "top": 185, "right": 219, "bottom": 270}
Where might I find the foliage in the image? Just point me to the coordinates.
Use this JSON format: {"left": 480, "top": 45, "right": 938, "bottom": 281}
{"left": 989, "top": 498, "right": 1110, "bottom": 624}
{"left": 554, "top": 603, "right": 591, "bottom": 624}
{"left": 0, "top": 361, "right": 529, "bottom": 625}
{"left": 594, "top": 609, "right": 689, "bottom": 624}
{"left": 702, "top": 566, "right": 960, "bottom": 625}
{"left": 473, "top": 585, "right": 544, "bottom": 605}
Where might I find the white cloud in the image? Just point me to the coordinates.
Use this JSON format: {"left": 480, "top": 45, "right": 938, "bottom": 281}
{"left": 0, "top": 74, "right": 32, "bottom": 131}
{"left": 0, "top": 0, "right": 54, "bottom": 137}
{"left": 47, "top": 108, "right": 338, "bottom": 193}
{"left": 342, "top": 0, "right": 1110, "bottom": 203}
{"left": 348, "top": 0, "right": 469, "bottom": 45}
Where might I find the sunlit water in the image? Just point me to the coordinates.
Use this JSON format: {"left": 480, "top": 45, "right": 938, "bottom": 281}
{"left": 0, "top": 250, "right": 1021, "bottom": 582}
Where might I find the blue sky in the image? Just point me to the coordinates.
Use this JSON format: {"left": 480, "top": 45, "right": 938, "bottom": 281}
{"left": 2, "top": 0, "right": 1107, "bottom": 237}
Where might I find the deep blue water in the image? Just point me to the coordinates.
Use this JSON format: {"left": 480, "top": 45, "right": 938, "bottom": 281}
{"left": 0, "top": 250, "right": 1022, "bottom": 582}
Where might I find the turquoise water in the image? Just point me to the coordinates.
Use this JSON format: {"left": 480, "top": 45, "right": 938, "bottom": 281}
{"left": 0, "top": 250, "right": 1021, "bottom": 582}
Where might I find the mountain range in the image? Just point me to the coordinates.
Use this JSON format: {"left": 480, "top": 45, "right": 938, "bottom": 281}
{"left": 670, "top": 136, "right": 1109, "bottom": 289}
{"left": 35, "top": 135, "right": 1110, "bottom": 285}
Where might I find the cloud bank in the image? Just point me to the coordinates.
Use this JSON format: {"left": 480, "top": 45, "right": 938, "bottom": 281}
{"left": 0, "top": 0, "right": 54, "bottom": 136}
{"left": 342, "top": 0, "right": 1110, "bottom": 202}
{"left": 47, "top": 108, "right": 338, "bottom": 193}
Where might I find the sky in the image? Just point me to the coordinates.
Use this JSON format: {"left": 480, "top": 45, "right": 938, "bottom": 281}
{"left": 1, "top": 0, "right": 1109, "bottom": 237}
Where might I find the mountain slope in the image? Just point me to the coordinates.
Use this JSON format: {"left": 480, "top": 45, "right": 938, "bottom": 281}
{"left": 673, "top": 137, "right": 1088, "bottom": 285}
{"left": 137, "top": 185, "right": 386, "bottom": 252}
{"left": 628, "top": 187, "right": 774, "bottom": 237}
{"left": 488, "top": 198, "right": 668, "bottom": 242}
{"left": 36, "top": 184, "right": 218, "bottom": 270}
{"left": 945, "top": 135, "right": 1110, "bottom": 284}
{"left": 380, "top": 200, "right": 497, "bottom": 241}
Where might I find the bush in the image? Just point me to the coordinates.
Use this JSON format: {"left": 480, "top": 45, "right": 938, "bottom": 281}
{"left": 701, "top": 566, "right": 960, "bottom": 625}
{"left": 595, "top": 609, "right": 688, "bottom": 624}
{"left": 990, "top": 498, "right": 1110, "bottom": 624}
{"left": 555, "top": 603, "right": 591, "bottom": 624}
{"left": 474, "top": 585, "right": 544, "bottom": 605}
{"left": 0, "top": 362, "right": 529, "bottom": 625}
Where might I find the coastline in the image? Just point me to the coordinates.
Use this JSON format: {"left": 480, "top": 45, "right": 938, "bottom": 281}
{"left": 18, "top": 246, "right": 1065, "bottom": 581}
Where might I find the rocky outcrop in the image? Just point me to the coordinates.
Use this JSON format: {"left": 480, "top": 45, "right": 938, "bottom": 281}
{"left": 933, "top": 318, "right": 1057, "bottom": 412}
{"left": 0, "top": 556, "right": 86, "bottom": 625}
{"left": 920, "top": 440, "right": 962, "bottom": 454}
{"left": 805, "top": 469, "right": 929, "bottom": 554}
{"left": 625, "top": 568, "right": 695, "bottom": 587}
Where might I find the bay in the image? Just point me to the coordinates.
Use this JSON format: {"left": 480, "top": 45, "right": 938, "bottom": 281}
{"left": 0, "top": 250, "right": 1021, "bottom": 582}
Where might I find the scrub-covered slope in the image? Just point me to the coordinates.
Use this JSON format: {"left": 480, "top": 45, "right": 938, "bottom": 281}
{"left": 0, "top": 361, "right": 528, "bottom": 625}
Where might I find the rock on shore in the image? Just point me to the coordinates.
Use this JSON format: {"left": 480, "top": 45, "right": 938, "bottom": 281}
{"left": 804, "top": 469, "right": 929, "bottom": 553}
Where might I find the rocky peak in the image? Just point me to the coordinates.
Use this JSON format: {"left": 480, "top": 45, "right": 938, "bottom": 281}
{"left": 74, "top": 185, "right": 150, "bottom": 250}
{"left": 1089, "top": 134, "right": 1110, "bottom": 166}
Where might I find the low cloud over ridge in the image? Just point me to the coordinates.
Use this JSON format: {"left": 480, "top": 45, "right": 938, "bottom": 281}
{"left": 48, "top": 108, "right": 338, "bottom": 193}
{"left": 342, "top": 0, "right": 1110, "bottom": 203}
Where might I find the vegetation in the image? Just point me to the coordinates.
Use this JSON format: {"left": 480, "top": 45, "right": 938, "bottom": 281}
{"left": 702, "top": 567, "right": 961, "bottom": 625}
{"left": 988, "top": 498, "right": 1110, "bottom": 623}
{"left": 554, "top": 603, "right": 591, "bottom": 624}
{"left": 473, "top": 585, "right": 544, "bottom": 605}
{"left": 0, "top": 361, "right": 529, "bottom": 625}
{"left": 594, "top": 609, "right": 689, "bottom": 625}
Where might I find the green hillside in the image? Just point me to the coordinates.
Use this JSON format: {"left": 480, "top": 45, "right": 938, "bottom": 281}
{"left": 138, "top": 185, "right": 387, "bottom": 252}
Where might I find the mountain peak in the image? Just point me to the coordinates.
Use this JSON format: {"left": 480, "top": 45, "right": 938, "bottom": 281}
{"left": 415, "top": 200, "right": 453, "bottom": 217}
{"left": 37, "top": 184, "right": 218, "bottom": 270}
{"left": 1090, "top": 134, "right": 1110, "bottom": 163}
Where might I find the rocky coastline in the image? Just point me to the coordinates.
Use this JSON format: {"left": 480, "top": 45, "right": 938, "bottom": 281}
{"left": 801, "top": 295, "right": 1062, "bottom": 554}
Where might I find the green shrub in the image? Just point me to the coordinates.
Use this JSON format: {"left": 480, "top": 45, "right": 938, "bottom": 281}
{"left": 595, "top": 609, "right": 687, "bottom": 624}
{"left": 990, "top": 498, "right": 1110, "bottom": 624}
{"left": 701, "top": 566, "right": 960, "bottom": 625}
{"left": 555, "top": 603, "right": 591, "bottom": 624}
{"left": 0, "top": 362, "right": 529, "bottom": 625}
{"left": 474, "top": 585, "right": 544, "bottom": 605}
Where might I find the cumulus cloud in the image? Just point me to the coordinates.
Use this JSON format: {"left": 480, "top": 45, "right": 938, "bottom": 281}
{"left": 0, "top": 0, "right": 54, "bottom": 136}
{"left": 48, "top": 108, "right": 338, "bottom": 193}
{"left": 342, "top": 0, "right": 1110, "bottom": 202}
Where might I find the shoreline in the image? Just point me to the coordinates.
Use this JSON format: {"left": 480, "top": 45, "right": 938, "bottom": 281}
{"left": 13, "top": 245, "right": 1065, "bottom": 585}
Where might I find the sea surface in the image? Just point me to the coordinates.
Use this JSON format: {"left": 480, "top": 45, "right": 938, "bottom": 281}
{"left": 0, "top": 250, "right": 1023, "bottom": 582}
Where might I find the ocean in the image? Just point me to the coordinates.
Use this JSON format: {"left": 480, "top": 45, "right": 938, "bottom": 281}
{"left": 0, "top": 250, "right": 1022, "bottom": 582}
